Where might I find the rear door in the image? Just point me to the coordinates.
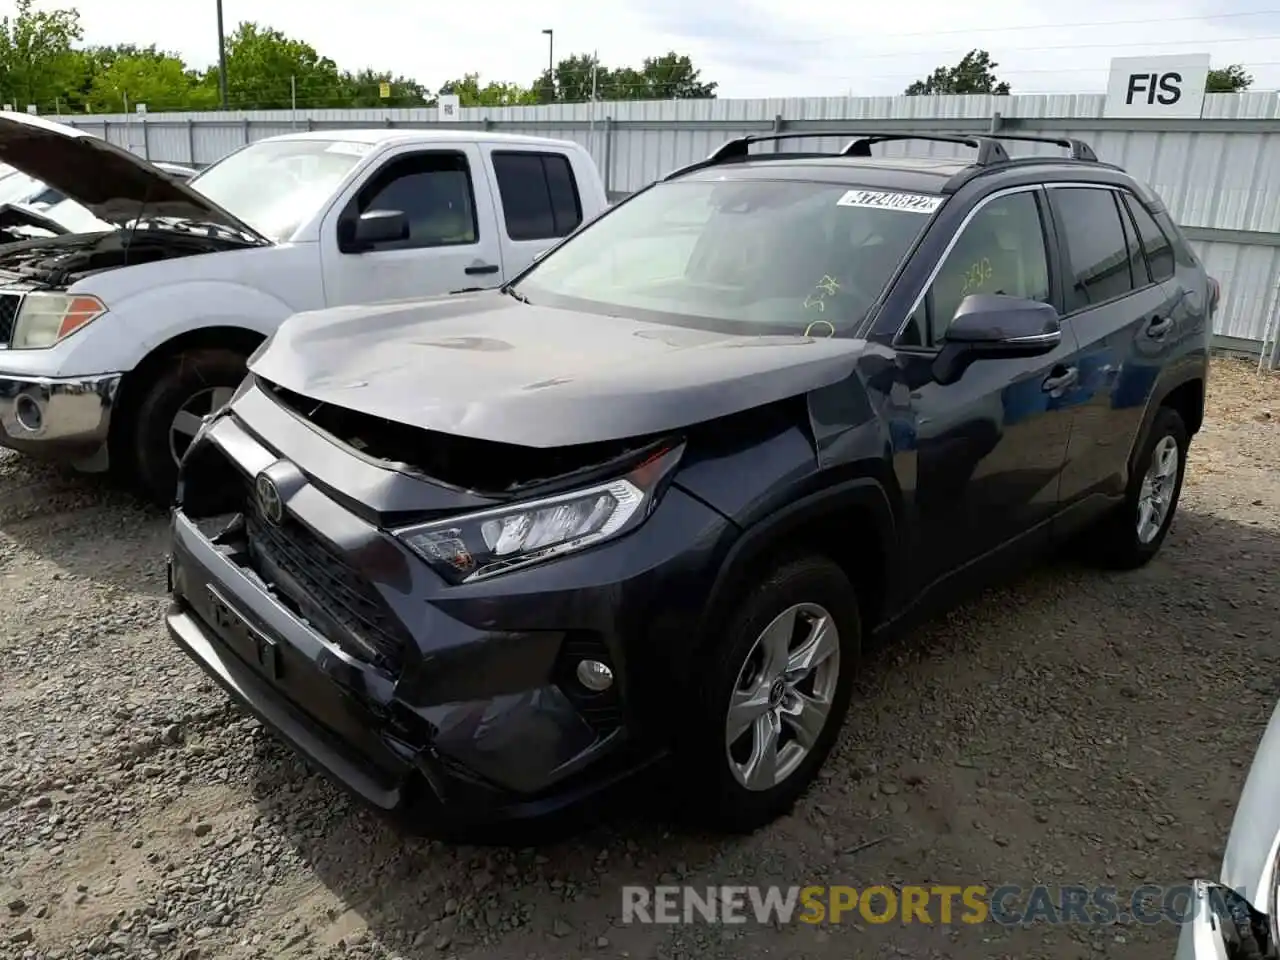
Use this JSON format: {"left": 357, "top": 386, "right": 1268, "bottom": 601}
{"left": 477, "top": 146, "right": 585, "bottom": 278}
{"left": 319, "top": 143, "right": 503, "bottom": 307}
{"left": 896, "top": 185, "right": 1081, "bottom": 590}
{"left": 1045, "top": 183, "right": 1179, "bottom": 512}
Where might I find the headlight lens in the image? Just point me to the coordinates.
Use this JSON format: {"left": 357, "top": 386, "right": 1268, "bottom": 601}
{"left": 11, "top": 293, "right": 108, "bottom": 348}
{"left": 393, "top": 445, "right": 681, "bottom": 583}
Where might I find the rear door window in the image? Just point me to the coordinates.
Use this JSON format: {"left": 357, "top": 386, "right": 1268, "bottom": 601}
{"left": 492, "top": 151, "right": 583, "bottom": 241}
{"left": 1050, "top": 187, "right": 1137, "bottom": 311}
{"left": 1120, "top": 194, "right": 1176, "bottom": 283}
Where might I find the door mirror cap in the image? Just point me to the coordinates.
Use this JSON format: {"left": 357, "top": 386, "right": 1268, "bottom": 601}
{"left": 932, "top": 295, "right": 1063, "bottom": 385}
{"left": 339, "top": 209, "right": 409, "bottom": 252}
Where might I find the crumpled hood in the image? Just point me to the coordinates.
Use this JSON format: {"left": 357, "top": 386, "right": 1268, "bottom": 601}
{"left": 249, "top": 291, "right": 866, "bottom": 447}
{"left": 0, "top": 112, "right": 267, "bottom": 240}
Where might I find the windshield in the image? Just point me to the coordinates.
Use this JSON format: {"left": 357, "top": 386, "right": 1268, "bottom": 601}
{"left": 510, "top": 179, "right": 938, "bottom": 334}
{"left": 0, "top": 170, "right": 45, "bottom": 207}
{"left": 189, "top": 139, "right": 371, "bottom": 241}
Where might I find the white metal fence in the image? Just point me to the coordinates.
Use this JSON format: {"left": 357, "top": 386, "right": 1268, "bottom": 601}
{"left": 55, "top": 91, "right": 1280, "bottom": 362}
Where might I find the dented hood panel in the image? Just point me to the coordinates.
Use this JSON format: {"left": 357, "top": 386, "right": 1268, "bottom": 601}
{"left": 249, "top": 291, "right": 867, "bottom": 447}
{"left": 0, "top": 112, "right": 268, "bottom": 239}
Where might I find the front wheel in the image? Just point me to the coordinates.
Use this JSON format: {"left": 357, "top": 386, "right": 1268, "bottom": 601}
{"left": 123, "top": 348, "right": 248, "bottom": 505}
{"left": 678, "top": 554, "right": 861, "bottom": 834}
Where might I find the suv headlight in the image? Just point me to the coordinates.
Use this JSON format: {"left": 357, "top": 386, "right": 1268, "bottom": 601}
{"left": 11, "top": 293, "right": 108, "bottom": 349}
{"left": 392, "top": 444, "right": 683, "bottom": 583}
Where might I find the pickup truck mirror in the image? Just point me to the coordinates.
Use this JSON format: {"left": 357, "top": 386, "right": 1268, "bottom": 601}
{"left": 931, "top": 295, "right": 1062, "bottom": 385}
{"left": 340, "top": 209, "right": 409, "bottom": 252}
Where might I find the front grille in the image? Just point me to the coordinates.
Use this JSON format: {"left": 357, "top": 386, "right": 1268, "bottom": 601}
{"left": 245, "top": 506, "right": 409, "bottom": 673}
{"left": 0, "top": 293, "right": 22, "bottom": 346}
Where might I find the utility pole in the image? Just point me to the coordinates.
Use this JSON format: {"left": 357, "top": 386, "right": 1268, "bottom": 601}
{"left": 541, "top": 28, "right": 554, "bottom": 102}
{"left": 216, "top": 0, "right": 229, "bottom": 110}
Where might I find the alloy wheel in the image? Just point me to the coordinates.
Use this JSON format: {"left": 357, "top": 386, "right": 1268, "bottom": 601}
{"left": 169, "top": 385, "right": 236, "bottom": 466}
{"left": 1136, "top": 434, "right": 1180, "bottom": 544}
{"left": 725, "top": 602, "right": 841, "bottom": 792}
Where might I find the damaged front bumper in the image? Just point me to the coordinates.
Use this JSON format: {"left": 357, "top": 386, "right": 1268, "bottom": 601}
{"left": 165, "top": 396, "right": 731, "bottom": 829}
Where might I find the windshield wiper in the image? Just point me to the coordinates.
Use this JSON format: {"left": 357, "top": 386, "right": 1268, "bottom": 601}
{"left": 502, "top": 286, "right": 530, "bottom": 304}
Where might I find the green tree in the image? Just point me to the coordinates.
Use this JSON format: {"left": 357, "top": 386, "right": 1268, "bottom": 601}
{"left": 0, "top": 0, "right": 84, "bottom": 111}
{"left": 438, "top": 73, "right": 536, "bottom": 107}
{"left": 905, "top": 49, "right": 1010, "bottom": 95}
{"left": 341, "top": 68, "right": 431, "bottom": 107}
{"left": 532, "top": 50, "right": 717, "bottom": 103}
{"left": 207, "top": 22, "right": 345, "bottom": 110}
{"left": 1206, "top": 64, "right": 1252, "bottom": 93}
{"left": 83, "top": 45, "right": 214, "bottom": 112}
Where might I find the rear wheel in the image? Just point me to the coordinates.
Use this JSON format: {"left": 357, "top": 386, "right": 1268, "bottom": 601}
{"left": 678, "top": 554, "right": 860, "bottom": 833}
{"left": 1080, "top": 405, "right": 1189, "bottom": 570}
{"left": 123, "top": 348, "right": 248, "bottom": 505}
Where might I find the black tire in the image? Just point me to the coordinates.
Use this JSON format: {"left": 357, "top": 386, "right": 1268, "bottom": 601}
{"left": 1081, "top": 405, "right": 1189, "bottom": 570}
{"left": 677, "top": 553, "right": 861, "bottom": 834}
{"left": 125, "top": 348, "right": 248, "bottom": 506}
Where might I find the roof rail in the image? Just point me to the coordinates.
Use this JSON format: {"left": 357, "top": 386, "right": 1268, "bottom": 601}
{"left": 663, "top": 130, "right": 1015, "bottom": 180}
{"left": 980, "top": 134, "right": 1098, "bottom": 162}
{"left": 839, "top": 134, "right": 1010, "bottom": 165}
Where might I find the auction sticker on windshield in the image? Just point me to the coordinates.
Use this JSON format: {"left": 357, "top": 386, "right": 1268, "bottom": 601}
{"left": 836, "top": 190, "right": 943, "bottom": 213}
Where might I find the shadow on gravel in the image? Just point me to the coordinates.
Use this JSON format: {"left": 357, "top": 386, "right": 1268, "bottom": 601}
{"left": 234, "top": 502, "right": 1280, "bottom": 958}
{"left": 0, "top": 457, "right": 170, "bottom": 596}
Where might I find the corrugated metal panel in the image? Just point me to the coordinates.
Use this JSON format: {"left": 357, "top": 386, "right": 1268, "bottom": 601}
{"left": 44, "top": 92, "right": 1280, "bottom": 348}
{"left": 1191, "top": 240, "right": 1280, "bottom": 343}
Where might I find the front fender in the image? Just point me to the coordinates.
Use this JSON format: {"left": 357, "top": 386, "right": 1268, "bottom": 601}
{"left": 55, "top": 280, "right": 295, "bottom": 376}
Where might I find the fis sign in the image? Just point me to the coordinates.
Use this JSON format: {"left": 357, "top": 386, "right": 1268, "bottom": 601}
{"left": 1104, "top": 54, "right": 1210, "bottom": 119}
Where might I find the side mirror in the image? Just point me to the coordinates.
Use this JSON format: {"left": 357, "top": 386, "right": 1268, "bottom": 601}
{"left": 339, "top": 209, "right": 409, "bottom": 252}
{"left": 932, "top": 295, "right": 1062, "bottom": 385}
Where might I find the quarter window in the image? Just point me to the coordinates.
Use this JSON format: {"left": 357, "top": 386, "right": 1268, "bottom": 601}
{"left": 925, "top": 191, "right": 1051, "bottom": 344}
{"left": 492, "top": 151, "right": 583, "bottom": 241}
{"left": 351, "top": 151, "right": 478, "bottom": 250}
{"left": 1121, "top": 194, "right": 1176, "bottom": 283}
{"left": 1051, "top": 187, "right": 1135, "bottom": 309}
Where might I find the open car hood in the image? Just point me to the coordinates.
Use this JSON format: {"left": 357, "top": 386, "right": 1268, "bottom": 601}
{"left": 0, "top": 112, "right": 269, "bottom": 242}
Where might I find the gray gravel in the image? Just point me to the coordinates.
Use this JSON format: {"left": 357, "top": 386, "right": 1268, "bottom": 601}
{"left": 1, "top": 357, "right": 1277, "bottom": 960}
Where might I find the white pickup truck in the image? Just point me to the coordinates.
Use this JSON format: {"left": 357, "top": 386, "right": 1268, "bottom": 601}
{"left": 0, "top": 112, "right": 608, "bottom": 502}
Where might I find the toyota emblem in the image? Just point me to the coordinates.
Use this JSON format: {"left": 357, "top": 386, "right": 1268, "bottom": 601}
{"left": 254, "top": 472, "right": 283, "bottom": 525}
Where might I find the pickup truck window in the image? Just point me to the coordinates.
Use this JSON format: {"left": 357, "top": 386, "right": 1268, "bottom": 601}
{"left": 491, "top": 151, "right": 582, "bottom": 241}
{"left": 353, "top": 151, "right": 479, "bottom": 250}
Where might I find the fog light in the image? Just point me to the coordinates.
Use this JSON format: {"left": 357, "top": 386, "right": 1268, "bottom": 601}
{"left": 576, "top": 659, "right": 614, "bottom": 692}
{"left": 14, "top": 394, "right": 43, "bottom": 433}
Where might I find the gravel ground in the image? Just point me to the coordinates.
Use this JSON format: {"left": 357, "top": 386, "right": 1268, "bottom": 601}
{"left": 1, "top": 356, "right": 1277, "bottom": 960}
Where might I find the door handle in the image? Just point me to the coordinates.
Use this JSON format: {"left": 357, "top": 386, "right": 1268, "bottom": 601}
{"left": 1145, "top": 315, "right": 1174, "bottom": 339}
{"left": 1042, "top": 366, "right": 1078, "bottom": 393}
{"left": 465, "top": 263, "right": 500, "bottom": 275}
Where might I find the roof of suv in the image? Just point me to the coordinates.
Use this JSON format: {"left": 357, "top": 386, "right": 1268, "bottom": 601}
{"left": 666, "top": 132, "right": 1131, "bottom": 198}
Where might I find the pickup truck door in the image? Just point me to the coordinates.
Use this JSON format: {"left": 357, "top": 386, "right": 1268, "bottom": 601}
{"left": 475, "top": 145, "right": 587, "bottom": 277}
{"left": 319, "top": 142, "right": 505, "bottom": 307}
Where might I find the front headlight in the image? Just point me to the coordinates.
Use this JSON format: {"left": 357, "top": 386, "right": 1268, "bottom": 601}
{"left": 393, "top": 444, "right": 683, "bottom": 583}
{"left": 11, "top": 292, "right": 108, "bottom": 349}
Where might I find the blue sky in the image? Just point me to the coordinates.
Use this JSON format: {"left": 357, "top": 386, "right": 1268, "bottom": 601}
{"left": 48, "top": 0, "right": 1280, "bottom": 101}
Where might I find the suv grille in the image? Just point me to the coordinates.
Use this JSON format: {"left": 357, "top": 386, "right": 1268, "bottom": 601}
{"left": 0, "top": 293, "right": 23, "bottom": 346}
{"left": 245, "top": 505, "right": 409, "bottom": 673}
